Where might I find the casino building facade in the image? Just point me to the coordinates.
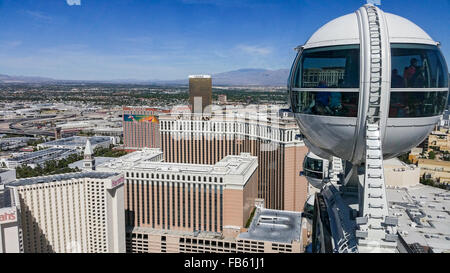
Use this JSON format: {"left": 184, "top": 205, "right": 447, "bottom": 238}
{"left": 159, "top": 109, "right": 309, "bottom": 212}
{"left": 123, "top": 107, "right": 166, "bottom": 149}
{"left": 6, "top": 172, "right": 125, "bottom": 253}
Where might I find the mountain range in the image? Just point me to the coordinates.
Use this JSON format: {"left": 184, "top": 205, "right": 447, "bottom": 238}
{"left": 0, "top": 74, "right": 57, "bottom": 84}
{"left": 0, "top": 68, "right": 290, "bottom": 86}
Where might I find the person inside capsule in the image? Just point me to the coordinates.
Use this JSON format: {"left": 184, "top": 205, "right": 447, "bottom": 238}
{"left": 390, "top": 44, "right": 448, "bottom": 118}
{"left": 290, "top": 44, "right": 448, "bottom": 119}
{"left": 403, "top": 58, "right": 418, "bottom": 87}
{"left": 315, "top": 80, "right": 330, "bottom": 115}
{"left": 290, "top": 45, "right": 361, "bottom": 118}
{"left": 391, "top": 69, "right": 404, "bottom": 88}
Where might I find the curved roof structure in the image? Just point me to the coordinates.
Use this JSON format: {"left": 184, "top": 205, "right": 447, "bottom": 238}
{"left": 303, "top": 10, "right": 437, "bottom": 49}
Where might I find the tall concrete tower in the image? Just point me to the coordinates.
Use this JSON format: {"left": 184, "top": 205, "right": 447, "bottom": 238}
{"left": 189, "top": 75, "right": 212, "bottom": 114}
{"left": 83, "top": 139, "right": 95, "bottom": 171}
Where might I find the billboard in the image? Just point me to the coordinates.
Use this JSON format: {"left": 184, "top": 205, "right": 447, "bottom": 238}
{"left": 0, "top": 208, "right": 17, "bottom": 224}
{"left": 107, "top": 176, "right": 125, "bottom": 190}
{"left": 123, "top": 114, "right": 159, "bottom": 123}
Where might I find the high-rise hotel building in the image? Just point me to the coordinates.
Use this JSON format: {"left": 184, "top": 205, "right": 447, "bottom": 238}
{"left": 96, "top": 149, "right": 305, "bottom": 253}
{"left": 159, "top": 107, "right": 309, "bottom": 212}
{"left": 189, "top": 75, "right": 212, "bottom": 114}
{"left": 5, "top": 172, "right": 126, "bottom": 253}
{"left": 97, "top": 150, "right": 258, "bottom": 234}
{"left": 122, "top": 107, "right": 165, "bottom": 149}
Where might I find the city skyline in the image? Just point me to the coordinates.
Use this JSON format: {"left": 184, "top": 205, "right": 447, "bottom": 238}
{"left": 1, "top": 0, "right": 450, "bottom": 256}
{"left": 0, "top": 0, "right": 448, "bottom": 81}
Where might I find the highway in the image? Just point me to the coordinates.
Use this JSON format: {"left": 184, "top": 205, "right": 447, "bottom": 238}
{"left": 0, "top": 114, "right": 77, "bottom": 137}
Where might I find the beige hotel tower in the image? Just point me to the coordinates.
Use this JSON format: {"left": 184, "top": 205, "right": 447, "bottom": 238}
{"left": 5, "top": 172, "right": 126, "bottom": 253}
{"left": 96, "top": 149, "right": 305, "bottom": 253}
{"left": 189, "top": 75, "right": 212, "bottom": 114}
{"left": 160, "top": 108, "right": 309, "bottom": 212}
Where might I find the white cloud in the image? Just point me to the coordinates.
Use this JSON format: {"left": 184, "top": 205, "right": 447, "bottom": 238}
{"left": 66, "top": 0, "right": 81, "bottom": 6}
{"left": 367, "top": 0, "right": 381, "bottom": 5}
{"left": 237, "top": 45, "right": 272, "bottom": 56}
{"left": 24, "top": 10, "right": 52, "bottom": 20}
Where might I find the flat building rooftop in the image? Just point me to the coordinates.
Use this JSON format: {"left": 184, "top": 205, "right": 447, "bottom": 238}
{"left": 238, "top": 208, "right": 302, "bottom": 244}
{"left": 99, "top": 150, "right": 256, "bottom": 177}
{"left": 40, "top": 136, "right": 111, "bottom": 147}
{"left": 387, "top": 185, "right": 450, "bottom": 253}
{"left": 189, "top": 75, "right": 211, "bottom": 79}
{"left": 7, "top": 172, "right": 119, "bottom": 187}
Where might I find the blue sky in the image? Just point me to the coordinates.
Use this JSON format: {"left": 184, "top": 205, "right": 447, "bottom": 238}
{"left": 0, "top": 0, "right": 448, "bottom": 81}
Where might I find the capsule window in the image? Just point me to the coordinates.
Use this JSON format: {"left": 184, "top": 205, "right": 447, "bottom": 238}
{"left": 291, "top": 91, "right": 359, "bottom": 117}
{"left": 294, "top": 45, "right": 360, "bottom": 88}
{"left": 303, "top": 156, "right": 324, "bottom": 180}
{"left": 389, "top": 91, "right": 448, "bottom": 118}
{"left": 391, "top": 44, "right": 448, "bottom": 88}
{"left": 304, "top": 170, "right": 323, "bottom": 180}
{"left": 304, "top": 157, "right": 323, "bottom": 172}
{"left": 290, "top": 45, "right": 360, "bottom": 117}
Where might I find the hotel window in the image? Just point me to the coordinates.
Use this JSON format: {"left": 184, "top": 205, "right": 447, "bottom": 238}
{"left": 142, "top": 181, "right": 146, "bottom": 224}
{"left": 198, "top": 184, "right": 202, "bottom": 231}
{"left": 131, "top": 180, "right": 135, "bottom": 225}
{"left": 187, "top": 184, "right": 191, "bottom": 228}
{"left": 193, "top": 184, "right": 196, "bottom": 230}
{"left": 219, "top": 185, "right": 223, "bottom": 231}
{"left": 183, "top": 183, "right": 186, "bottom": 228}
{"left": 177, "top": 183, "right": 180, "bottom": 227}
{"left": 203, "top": 184, "right": 207, "bottom": 231}
{"left": 209, "top": 184, "right": 212, "bottom": 231}
{"left": 214, "top": 185, "right": 218, "bottom": 232}
{"left": 167, "top": 183, "right": 170, "bottom": 230}
{"left": 161, "top": 182, "right": 165, "bottom": 229}
{"left": 156, "top": 182, "right": 160, "bottom": 226}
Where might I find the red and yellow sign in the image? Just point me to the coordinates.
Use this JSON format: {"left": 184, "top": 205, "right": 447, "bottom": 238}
{"left": 0, "top": 209, "right": 17, "bottom": 224}
{"left": 124, "top": 114, "right": 159, "bottom": 123}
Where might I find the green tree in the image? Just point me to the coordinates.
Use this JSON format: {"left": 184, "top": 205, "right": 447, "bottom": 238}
{"left": 428, "top": 151, "right": 436, "bottom": 159}
{"left": 398, "top": 152, "right": 412, "bottom": 164}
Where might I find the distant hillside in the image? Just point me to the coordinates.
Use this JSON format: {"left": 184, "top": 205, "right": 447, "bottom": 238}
{"left": 212, "top": 68, "right": 289, "bottom": 86}
{"left": 0, "top": 68, "right": 291, "bottom": 86}
{"left": 2, "top": 71, "right": 447, "bottom": 89}
{"left": 0, "top": 74, "right": 56, "bottom": 83}
{"left": 158, "top": 68, "right": 290, "bottom": 86}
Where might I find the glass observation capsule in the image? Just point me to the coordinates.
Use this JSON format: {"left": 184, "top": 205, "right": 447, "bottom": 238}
{"left": 288, "top": 4, "right": 449, "bottom": 165}
{"left": 303, "top": 152, "right": 328, "bottom": 189}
